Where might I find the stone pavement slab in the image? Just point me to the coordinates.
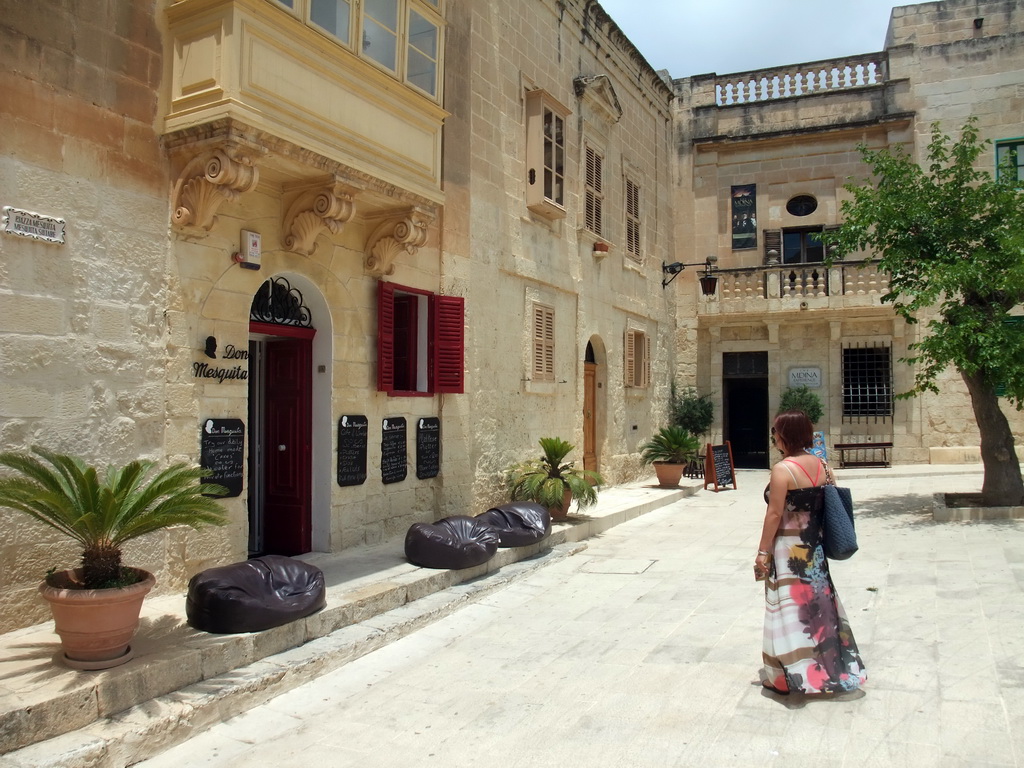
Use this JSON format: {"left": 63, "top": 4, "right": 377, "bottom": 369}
{"left": 115, "top": 464, "right": 1024, "bottom": 768}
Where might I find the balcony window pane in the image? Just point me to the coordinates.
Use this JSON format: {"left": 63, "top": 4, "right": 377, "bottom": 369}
{"left": 311, "top": 0, "right": 351, "bottom": 43}
{"left": 365, "top": 0, "right": 398, "bottom": 30}
{"left": 406, "top": 9, "right": 437, "bottom": 95}
{"left": 363, "top": 21, "right": 397, "bottom": 69}
{"left": 408, "top": 10, "right": 437, "bottom": 58}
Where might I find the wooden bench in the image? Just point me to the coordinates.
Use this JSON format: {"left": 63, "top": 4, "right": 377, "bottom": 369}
{"left": 834, "top": 441, "right": 893, "bottom": 468}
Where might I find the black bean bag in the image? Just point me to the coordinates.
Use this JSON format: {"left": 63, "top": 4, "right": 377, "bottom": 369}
{"left": 476, "top": 502, "right": 551, "bottom": 547}
{"left": 186, "top": 555, "right": 326, "bottom": 634}
{"left": 404, "top": 515, "right": 500, "bottom": 569}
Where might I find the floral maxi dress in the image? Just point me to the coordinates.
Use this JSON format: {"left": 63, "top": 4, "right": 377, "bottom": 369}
{"left": 762, "top": 484, "right": 867, "bottom": 694}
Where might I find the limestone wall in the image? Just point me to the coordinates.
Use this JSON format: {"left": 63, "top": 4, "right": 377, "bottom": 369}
{"left": 446, "top": 0, "right": 677, "bottom": 505}
{"left": 0, "top": 2, "right": 191, "bottom": 631}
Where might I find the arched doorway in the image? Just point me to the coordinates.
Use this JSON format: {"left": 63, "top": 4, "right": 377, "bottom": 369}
{"left": 247, "top": 276, "right": 331, "bottom": 556}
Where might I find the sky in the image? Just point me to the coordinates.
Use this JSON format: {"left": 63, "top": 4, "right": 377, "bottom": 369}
{"left": 597, "top": 0, "right": 932, "bottom": 78}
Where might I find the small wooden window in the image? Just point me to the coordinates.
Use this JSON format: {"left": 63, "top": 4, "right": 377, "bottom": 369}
{"left": 526, "top": 90, "right": 570, "bottom": 219}
{"left": 378, "top": 281, "right": 464, "bottom": 396}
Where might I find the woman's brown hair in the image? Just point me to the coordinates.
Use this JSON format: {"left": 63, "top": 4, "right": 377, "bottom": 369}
{"left": 772, "top": 409, "right": 814, "bottom": 451}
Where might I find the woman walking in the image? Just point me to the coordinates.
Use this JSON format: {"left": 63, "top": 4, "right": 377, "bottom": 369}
{"left": 754, "top": 410, "right": 867, "bottom": 695}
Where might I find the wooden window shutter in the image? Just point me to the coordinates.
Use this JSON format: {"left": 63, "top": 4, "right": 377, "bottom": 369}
{"left": 377, "top": 280, "right": 396, "bottom": 393}
{"left": 432, "top": 294, "right": 465, "bottom": 393}
{"left": 624, "top": 329, "right": 635, "bottom": 387}
{"left": 585, "top": 146, "right": 603, "bottom": 235}
{"left": 532, "top": 303, "right": 555, "bottom": 381}
{"left": 642, "top": 332, "right": 651, "bottom": 388}
{"left": 625, "top": 178, "right": 641, "bottom": 261}
{"left": 763, "top": 229, "right": 781, "bottom": 263}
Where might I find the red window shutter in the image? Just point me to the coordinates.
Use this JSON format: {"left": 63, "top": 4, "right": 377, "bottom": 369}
{"left": 432, "top": 294, "right": 465, "bottom": 393}
{"left": 377, "top": 280, "right": 396, "bottom": 393}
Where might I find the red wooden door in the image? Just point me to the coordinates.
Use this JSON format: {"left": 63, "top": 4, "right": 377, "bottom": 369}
{"left": 262, "top": 338, "right": 312, "bottom": 555}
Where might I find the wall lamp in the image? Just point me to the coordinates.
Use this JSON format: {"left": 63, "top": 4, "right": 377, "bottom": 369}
{"left": 662, "top": 255, "right": 719, "bottom": 294}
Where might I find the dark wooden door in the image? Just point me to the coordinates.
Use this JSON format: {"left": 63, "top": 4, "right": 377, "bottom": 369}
{"left": 262, "top": 338, "right": 312, "bottom": 555}
{"left": 583, "top": 362, "right": 597, "bottom": 473}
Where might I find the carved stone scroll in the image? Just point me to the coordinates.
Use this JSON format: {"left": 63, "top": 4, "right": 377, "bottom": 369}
{"left": 172, "top": 147, "right": 260, "bottom": 231}
{"left": 282, "top": 182, "right": 357, "bottom": 256}
{"left": 364, "top": 209, "right": 434, "bottom": 277}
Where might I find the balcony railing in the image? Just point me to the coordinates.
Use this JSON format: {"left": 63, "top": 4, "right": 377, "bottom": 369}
{"left": 714, "top": 52, "right": 887, "bottom": 106}
{"left": 713, "top": 261, "right": 890, "bottom": 304}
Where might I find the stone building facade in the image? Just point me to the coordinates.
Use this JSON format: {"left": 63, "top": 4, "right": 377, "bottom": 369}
{"left": 0, "top": 0, "right": 674, "bottom": 632}
{"left": 0, "top": 0, "right": 1020, "bottom": 633}
{"left": 671, "top": 0, "right": 1024, "bottom": 469}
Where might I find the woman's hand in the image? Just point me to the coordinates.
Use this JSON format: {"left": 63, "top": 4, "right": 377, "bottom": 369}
{"left": 754, "top": 551, "right": 771, "bottom": 581}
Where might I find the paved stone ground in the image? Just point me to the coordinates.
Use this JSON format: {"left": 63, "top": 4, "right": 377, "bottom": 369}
{"left": 136, "top": 467, "right": 1024, "bottom": 768}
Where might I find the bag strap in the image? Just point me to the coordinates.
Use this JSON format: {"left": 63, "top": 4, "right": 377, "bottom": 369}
{"left": 821, "top": 459, "right": 836, "bottom": 486}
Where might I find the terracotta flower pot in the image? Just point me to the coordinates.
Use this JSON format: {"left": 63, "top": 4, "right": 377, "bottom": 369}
{"left": 653, "top": 462, "right": 685, "bottom": 488}
{"left": 39, "top": 567, "right": 155, "bottom": 670}
{"left": 549, "top": 488, "right": 573, "bottom": 520}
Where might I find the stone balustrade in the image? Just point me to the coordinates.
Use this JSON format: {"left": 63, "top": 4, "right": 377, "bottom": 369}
{"left": 714, "top": 52, "right": 887, "bottom": 106}
{"left": 709, "top": 261, "right": 889, "bottom": 307}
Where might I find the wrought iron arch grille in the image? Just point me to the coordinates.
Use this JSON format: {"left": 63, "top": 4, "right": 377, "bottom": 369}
{"left": 250, "top": 277, "right": 313, "bottom": 327}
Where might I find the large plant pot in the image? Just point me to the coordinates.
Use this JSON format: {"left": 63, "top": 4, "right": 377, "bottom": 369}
{"left": 653, "top": 462, "right": 685, "bottom": 488}
{"left": 549, "top": 488, "right": 573, "bottom": 521}
{"left": 39, "top": 567, "right": 155, "bottom": 670}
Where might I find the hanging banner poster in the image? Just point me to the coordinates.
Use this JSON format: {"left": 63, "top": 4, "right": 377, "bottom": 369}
{"left": 731, "top": 184, "right": 757, "bottom": 250}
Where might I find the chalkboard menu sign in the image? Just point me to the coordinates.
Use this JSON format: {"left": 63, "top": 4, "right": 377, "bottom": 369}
{"left": 200, "top": 418, "right": 245, "bottom": 497}
{"left": 416, "top": 417, "right": 441, "bottom": 479}
{"left": 381, "top": 417, "right": 407, "bottom": 484}
{"left": 337, "top": 415, "right": 368, "bottom": 486}
{"left": 703, "top": 441, "right": 737, "bottom": 492}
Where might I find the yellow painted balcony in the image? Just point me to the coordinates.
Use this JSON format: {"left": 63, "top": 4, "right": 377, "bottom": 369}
{"left": 164, "top": 0, "right": 446, "bottom": 204}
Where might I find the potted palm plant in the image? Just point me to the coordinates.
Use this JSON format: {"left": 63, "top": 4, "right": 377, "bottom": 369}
{"left": 641, "top": 426, "right": 701, "bottom": 487}
{"left": 506, "top": 437, "right": 603, "bottom": 520}
{"left": 0, "top": 447, "right": 228, "bottom": 670}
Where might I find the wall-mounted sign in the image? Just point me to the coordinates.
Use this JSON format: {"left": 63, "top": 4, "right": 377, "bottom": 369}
{"left": 200, "top": 418, "right": 245, "bottom": 497}
{"left": 193, "top": 339, "right": 250, "bottom": 383}
{"left": 416, "top": 417, "right": 441, "bottom": 480}
{"left": 3, "top": 206, "right": 66, "bottom": 244}
{"left": 730, "top": 185, "right": 756, "bottom": 250}
{"left": 337, "top": 414, "right": 368, "bottom": 487}
{"left": 381, "top": 417, "right": 407, "bottom": 484}
{"left": 788, "top": 367, "right": 822, "bottom": 389}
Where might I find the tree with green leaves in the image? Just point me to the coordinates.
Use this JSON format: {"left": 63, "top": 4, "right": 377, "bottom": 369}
{"left": 824, "top": 118, "right": 1024, "bottom": 505}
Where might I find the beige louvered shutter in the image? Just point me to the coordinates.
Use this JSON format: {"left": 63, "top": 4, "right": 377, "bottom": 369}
{"left": 624, "top": 329, "right": 635, "bottom": 387}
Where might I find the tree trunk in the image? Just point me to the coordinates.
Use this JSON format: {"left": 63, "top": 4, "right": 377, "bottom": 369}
{"left": 960, "top": 369, "right": 1024, "bottom": 506}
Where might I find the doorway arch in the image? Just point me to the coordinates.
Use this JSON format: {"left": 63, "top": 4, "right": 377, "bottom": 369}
{"left": 247, "top": 273, "right": 333, "bottom": 555}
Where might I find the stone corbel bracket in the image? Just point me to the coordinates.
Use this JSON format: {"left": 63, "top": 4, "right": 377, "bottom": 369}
{"left": 171, "top": 146, "right": 260, "bottom": 231}
{"left": 282, "top": 181, "right": 357, "bottom": 256}
{"left": 364, "top": 208, "right": 434, "bottom": 277}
